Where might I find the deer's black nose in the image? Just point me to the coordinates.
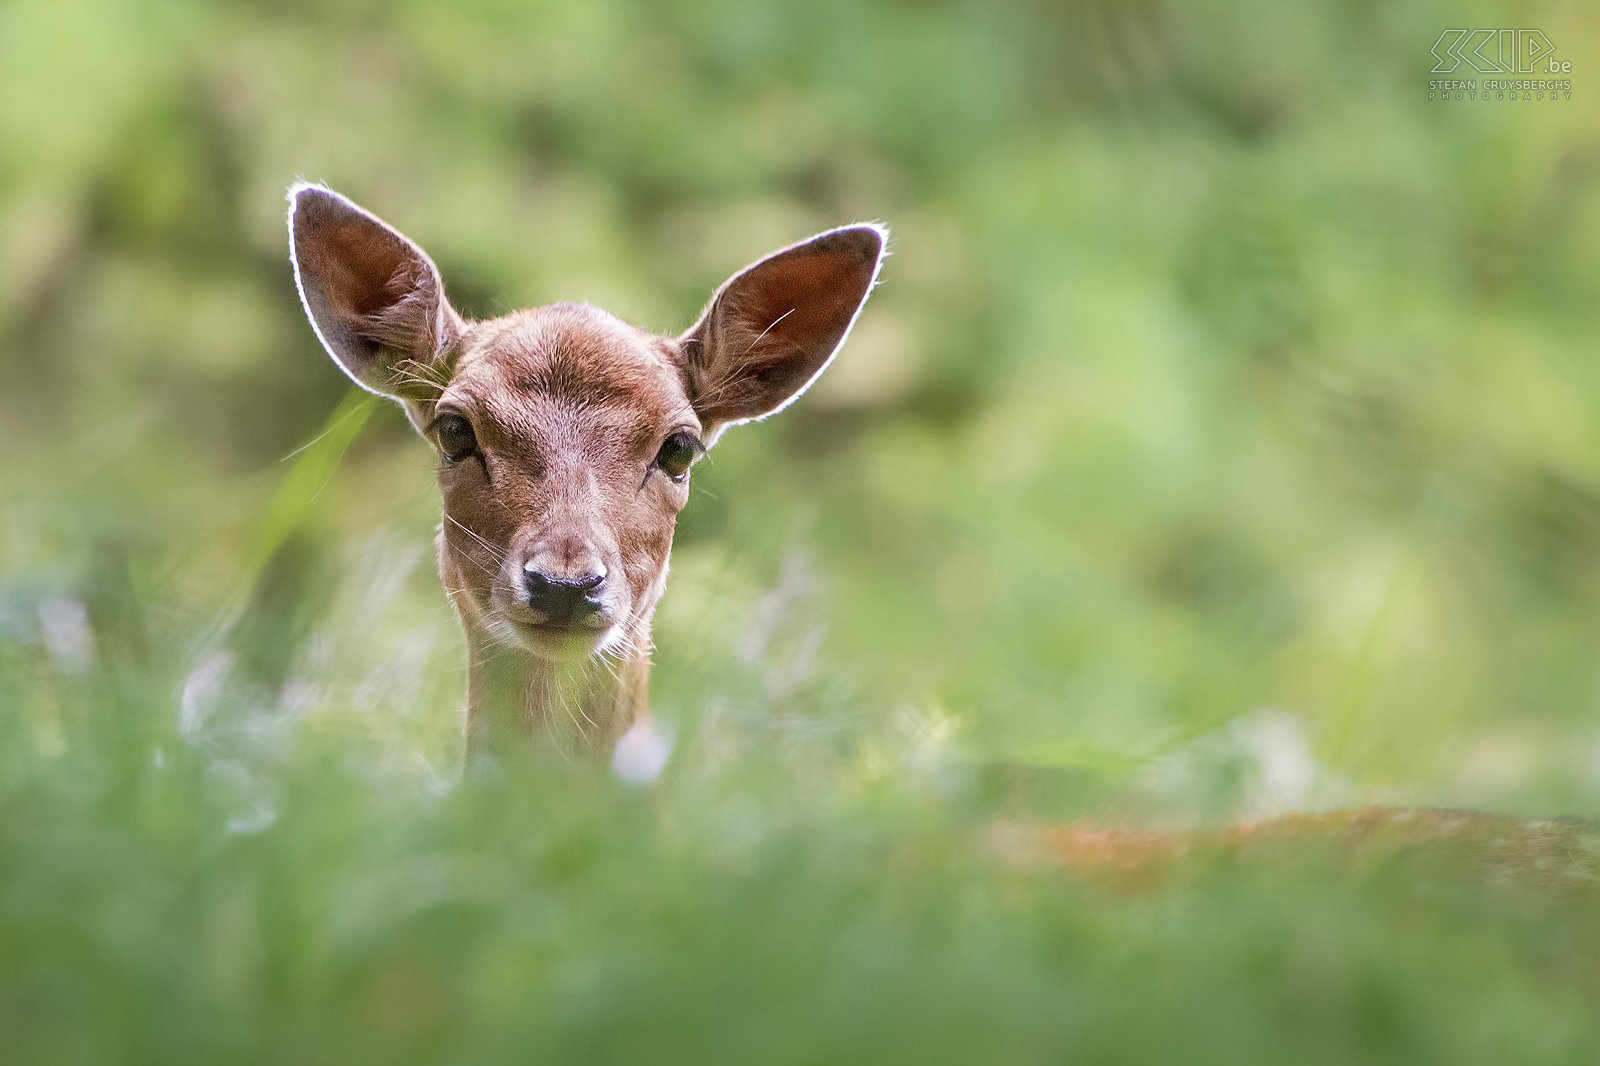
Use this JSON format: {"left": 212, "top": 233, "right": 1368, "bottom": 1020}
{"left": 522, "top": 566, "right": 606, "bottom": 626}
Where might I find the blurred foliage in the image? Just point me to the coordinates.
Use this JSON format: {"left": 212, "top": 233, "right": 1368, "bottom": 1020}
{"left": 5, "top": 0, "right": 1600, "bottom": 1060}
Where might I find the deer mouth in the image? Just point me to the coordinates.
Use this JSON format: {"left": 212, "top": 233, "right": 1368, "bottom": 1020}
{"left": 502, "top": 616, "right": 620, "bottom": 661}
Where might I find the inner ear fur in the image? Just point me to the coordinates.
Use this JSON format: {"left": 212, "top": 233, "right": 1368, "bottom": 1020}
{"left": 288, "top": 182, "right": 462, "bottom": 401}
{"left": 679, "top": 223, "right": 886, "bottom": 432}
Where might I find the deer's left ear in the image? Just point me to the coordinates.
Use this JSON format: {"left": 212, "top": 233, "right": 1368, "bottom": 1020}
{"left": 678, "top": 223, "right": 887, "bottom": 433}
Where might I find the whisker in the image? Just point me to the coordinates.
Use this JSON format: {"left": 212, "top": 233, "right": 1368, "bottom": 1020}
{"left": 444, "top": 513, "right": 509, "bottom": 561}
{"left": 442, "top": 515, "right": 509, "bottom": 579}
{"left": 741, "top": 307, "right": 796, "bottom": 356}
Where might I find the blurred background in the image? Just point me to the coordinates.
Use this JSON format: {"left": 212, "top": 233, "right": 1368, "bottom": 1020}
{"left": 5, "top": 0, "right": 1600, "bottom": 1061}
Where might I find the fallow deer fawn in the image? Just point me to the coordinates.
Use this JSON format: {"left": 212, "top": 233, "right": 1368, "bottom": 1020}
{"left": 288, "top": 183, "right": 885, "bottom": 764}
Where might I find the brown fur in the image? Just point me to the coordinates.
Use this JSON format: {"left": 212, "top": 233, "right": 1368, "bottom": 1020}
{"left": 1014, "top": 807, "right": 1598, "bottom": 894}
{"left": 287, "top": 183, "right": 886, "bottom": 764}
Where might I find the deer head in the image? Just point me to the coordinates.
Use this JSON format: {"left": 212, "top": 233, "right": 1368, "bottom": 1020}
{"left": 287, "top": 183, "right": 885, "bottom": 761}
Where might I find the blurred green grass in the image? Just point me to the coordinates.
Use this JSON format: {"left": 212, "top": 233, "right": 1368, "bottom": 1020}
{"left": 5, "top": 0, "right": 1600, "bottom": 1059}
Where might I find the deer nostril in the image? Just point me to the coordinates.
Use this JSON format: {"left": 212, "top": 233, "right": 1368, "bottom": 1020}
{"left": 521, "top": 564, "right": 607, "bottom": 626}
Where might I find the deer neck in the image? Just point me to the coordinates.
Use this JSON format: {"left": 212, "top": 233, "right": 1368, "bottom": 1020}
{"left": 464, "top": 625, "right": 650, "bottom": 762}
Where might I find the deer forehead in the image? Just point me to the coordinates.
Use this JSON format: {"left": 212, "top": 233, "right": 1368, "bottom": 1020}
{"left": 445, "top": 304, "right": 697, "bottom": 451}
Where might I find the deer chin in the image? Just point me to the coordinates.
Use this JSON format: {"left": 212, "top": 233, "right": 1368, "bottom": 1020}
{"left": 499, "top": 615, "right": 621, "bottom": 663}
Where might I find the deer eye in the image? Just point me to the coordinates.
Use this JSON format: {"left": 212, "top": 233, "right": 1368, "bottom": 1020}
{"left": 434, "top": 414, "right": 478, "bottom": 463}
{"left": 653, "top": 431, "right": 702, "bottom": 482}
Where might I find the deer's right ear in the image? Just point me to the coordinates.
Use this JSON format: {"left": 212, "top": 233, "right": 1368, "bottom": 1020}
{"left": 287, "top": 183, "right": 462, "bottom": 400}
